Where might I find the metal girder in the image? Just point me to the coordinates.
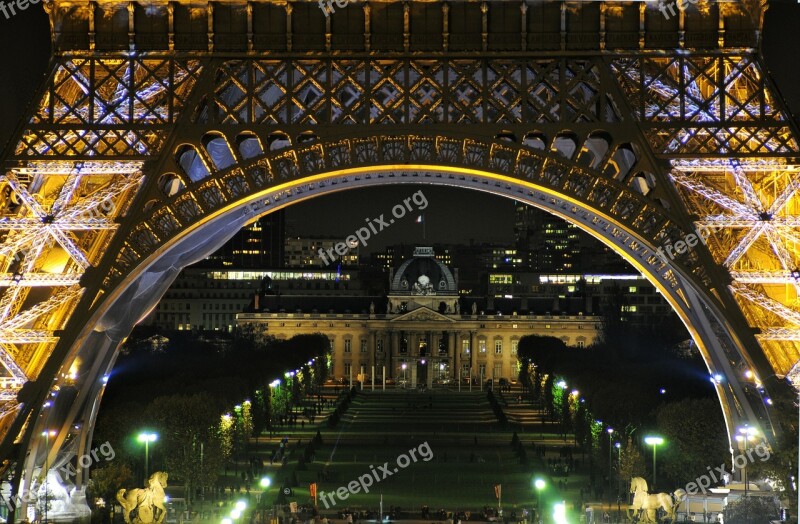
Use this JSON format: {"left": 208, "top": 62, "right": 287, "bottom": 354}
{"left": 732, "top": 283, "right": 800, "bottom": 327}
{"left": 758, "top": 328, "right": 800, "bottom": 341}
{"left": 730, "top": 270, "right": 800, "bottom": 285}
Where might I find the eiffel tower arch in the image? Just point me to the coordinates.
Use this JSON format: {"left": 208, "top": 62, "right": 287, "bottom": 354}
{"left": 0, "top": 0, "right": 798, "bottom": 517}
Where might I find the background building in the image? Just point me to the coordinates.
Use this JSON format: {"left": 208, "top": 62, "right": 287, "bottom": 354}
{"left": 238, "top": 247, "right": 601, "bottom": 385}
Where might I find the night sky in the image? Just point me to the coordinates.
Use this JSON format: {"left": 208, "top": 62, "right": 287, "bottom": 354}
{"left": 1, "top": 2, "right": 799, "bottom": 251}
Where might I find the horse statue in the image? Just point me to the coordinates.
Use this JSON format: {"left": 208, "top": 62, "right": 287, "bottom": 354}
{"left": 116, "top": 471, "right": 168, "bottom": 524}
{"left": 628, "top": 477, "right": 686, "bottom": 523}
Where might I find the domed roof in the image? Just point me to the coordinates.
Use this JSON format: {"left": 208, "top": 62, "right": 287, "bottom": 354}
{"left": 390, "top": 247, "right": 457, "bottom": 295}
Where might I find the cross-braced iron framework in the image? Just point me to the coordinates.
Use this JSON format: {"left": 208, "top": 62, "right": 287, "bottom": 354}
{"left": 0, "top": 0, "right": 798, "bottom": 519}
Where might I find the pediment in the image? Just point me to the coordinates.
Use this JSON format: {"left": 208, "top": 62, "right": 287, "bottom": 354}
{"left": 391, "top": 307, "right": 455, "bottom": 323}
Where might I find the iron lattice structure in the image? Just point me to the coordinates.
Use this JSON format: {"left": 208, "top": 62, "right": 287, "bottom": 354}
{"left": 0, "top": 0, "right": 799, "bottom": 515}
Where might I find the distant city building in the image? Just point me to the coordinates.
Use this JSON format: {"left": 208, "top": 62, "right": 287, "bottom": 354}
{"left": 202, "top": 211, "right": 285, "bottom": 268}
{"left": 284, "top": 236, "right": 359, "bottom": 267}
{"left": 485, "top": 272, "right": 675, "bottom": 329}
{"left": 238, "top": 247, "right": 601, "bottom": 385}
{"left": 145, "top": 268, "right": 366, "bottom": 331}
{"left": 513, "top": 204, "right": 629, "bottom": 273}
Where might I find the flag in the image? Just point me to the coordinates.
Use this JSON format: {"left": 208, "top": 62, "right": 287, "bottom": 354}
{"left": 416, "top": 215, "right": 424, "bottom": 223}
{"left": 494, "top": 484, "right": 501, "bottom": 500}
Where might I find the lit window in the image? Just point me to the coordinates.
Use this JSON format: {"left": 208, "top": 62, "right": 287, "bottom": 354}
{"left": 360, "top": 339, "right": 367, "bottom": 353}
{"left": 344, "top": 339, "right": 351, "bottom": 353}
{"left": 511, "top": 340, "right": 518, "bottom": 355}
{"left": 479, "top": 339, "right": 486, "bottom": 353}
{"left": 495, "top": 340, "right": 502, "bottom": 354}
{"left": 462, "top": 339, "right": 470, "bottom": 354}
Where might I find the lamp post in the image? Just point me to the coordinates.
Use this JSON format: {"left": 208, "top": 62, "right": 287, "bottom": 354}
{"left": 736, "top": 426, "right": 758, "bottom": 497}
{"left": 42, "top": 430, "right": 56, "bottom": 524}
{"left": 401, "top": 363, "right": 407, "bottom": 386}
{"left": 644, "top": 436, "right": 664, "bottom": 489}
{"left": 615, "top": 442, "right": 622, "bottom": 521}
{"left": 607, "top": 428, "right": 614, "bottom": 500}
{"left": 137, "top": 433, "right": 158, "bottom": 480}
{"left": 534, "top": 478, "right": 545, "bottom": 524}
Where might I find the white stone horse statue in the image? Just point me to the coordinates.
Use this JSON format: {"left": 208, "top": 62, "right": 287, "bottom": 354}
{"left": 116, "top": 471, "right": 168, "bottom": 524}
{"left": 628, "top": 477, "right": 686, "bottom": 523}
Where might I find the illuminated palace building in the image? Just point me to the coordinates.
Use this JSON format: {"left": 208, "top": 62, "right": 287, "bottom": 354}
{"left": 237, "top": 247, "right": 600, "bottom": 385}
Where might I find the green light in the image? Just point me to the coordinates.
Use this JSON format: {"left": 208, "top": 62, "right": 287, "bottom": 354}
{"left": 644, "top": 436, "right": 664, "bottom": 446}
{"left": 137, "top": 433, "right": 157, "bottom": 443}
{"left": 553, "top": 502, "right": 567, "bottom": 524}
{"left": 534, "top": 479, "right": 545, "bottom": 490}
{"left": 260, "top": 477, "right": 271, "bottom": 488}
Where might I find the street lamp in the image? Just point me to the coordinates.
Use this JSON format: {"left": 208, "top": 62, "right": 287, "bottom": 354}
{"left": 401, "top": 362, "right": 407, "bottom": 385}
{"left": 736, "top": 426, "right": 758, "bottom": 497}
{"left": 42, "top": 430, "right": 56, "bottom": 524}
{"left": 607, "top": 428, "right": 614, "bottom": 500}
{"left": 534, "top": 478, "right": 546, "bottom": 524}
{"left": 644, "top": 436, "right": 664, "bottom": 489}
{"left": 615, "top": 442, "right": 622, "bottom": 519}
{"left": 137, "top": 433, "right": 158, "bottom": 479}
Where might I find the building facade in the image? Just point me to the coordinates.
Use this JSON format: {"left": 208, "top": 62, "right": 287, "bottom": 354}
{"left": 238, "top": 248, "right": 601, "bottom": 386}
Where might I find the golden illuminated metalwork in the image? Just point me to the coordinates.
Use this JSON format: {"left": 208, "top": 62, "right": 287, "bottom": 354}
{"left": 0, "top": 0, "right": 798, "bottom": 520}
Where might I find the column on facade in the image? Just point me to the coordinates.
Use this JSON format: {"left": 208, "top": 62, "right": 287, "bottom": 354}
{"left": 470, "top": 330, "right": 477, "bottom": 379}
{"left": 448, "top": 330, "right": 456, "bottom": 380}
{"left": 389, "top": 330, "right": 398, "bottom": 378}
{"left": 453, "top": 331, "right": 460, "bottom": 381}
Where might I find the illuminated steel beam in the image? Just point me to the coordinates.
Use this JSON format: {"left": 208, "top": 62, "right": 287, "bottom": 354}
{"left": 732, "top": 283, "right": 800, "bottom": 326}
{"left": 0, "top": 274, "right": 82, "bottom": 287}
{"left": 672, "top": 160, "right": 800, "bottom": 173}
{"left": 699, "top": 216, "right": 800, "bottom": 228}
{"left": 12, "top": 162, "right": 143, "bottom": 176}
{"left": 724, "top": 223, "right": 766, "bottom": 267}
{"left": 758, "top": 328, "right": 800, "bottom": 341}
{"left": 670, "top": 172, "right": 752, "bottom": 216}
{"left": 1, "top": 287, "right": 82, "bottom": 331}
{"left": 730, "top": 270, "right": 800, "bottom": 285}
{"left": 0, "top": 330, "right": 59, "bottom": 344}
{"left": 0, "top": 218, "right": 118, "bottom": 230}
{"left": 0, "top": 343, "right": 27, "bottom": 382}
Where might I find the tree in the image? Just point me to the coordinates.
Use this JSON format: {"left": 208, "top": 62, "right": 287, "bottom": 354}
{"left": 88, "top": 462, "right": 134, "bottom": 515}
{"left": 618, "top": 438, "right": 647, "bottom": 492}
{"left": 654, "top": 398, "right": 728, "bottom": 488}
{"left": 149, "top": 393, "right": 225, "bottom": 507}
{"left": 723, "top": 495, "right": 780, "bottom": 524}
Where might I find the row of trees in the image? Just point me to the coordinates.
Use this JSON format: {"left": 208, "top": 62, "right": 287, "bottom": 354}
{"left": 517, "top": 333, "right": 728, "bottom": 492}
{"left": 88, "top": 330, "right": 331, "bottom": 511}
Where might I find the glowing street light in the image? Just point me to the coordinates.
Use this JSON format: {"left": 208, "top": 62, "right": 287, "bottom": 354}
{"left": 42, "top": 430, "right": 56, "bottom": 524}
{"left": 556, "top": 380, "right": 567, "bottom": 389}
{"left": 534, "top": 478, "right": 546, "bottom": 524}
{"left": 260, "top": 477, "right": 271, "bottom": 488}
{"left": 137, "top": 432, "right": 158, "bottom": 479}
{"left": 644, "top": 436, "right": 664, "bottom": 488}
{"left": 736, "top": 426, "right": 758, "bottom": 496}
{"left": 553, "top": 502, "right": 568, "bottom": 524}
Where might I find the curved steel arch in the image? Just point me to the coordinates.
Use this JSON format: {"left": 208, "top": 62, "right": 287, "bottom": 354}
{"left": 3, "top": 0, "right": 800, "bottom": 515}
{"left": 1, "top": 131, "right": 777, "bottom": 519}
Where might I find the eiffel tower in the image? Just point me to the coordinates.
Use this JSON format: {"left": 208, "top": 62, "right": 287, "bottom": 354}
{"left": 0, "top": 0, "right": 798, "bottom": 518}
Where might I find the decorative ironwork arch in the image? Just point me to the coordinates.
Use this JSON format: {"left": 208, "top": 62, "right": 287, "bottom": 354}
{"left": 2, "top": 0, "right": 800, "bottom": 518}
